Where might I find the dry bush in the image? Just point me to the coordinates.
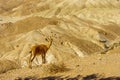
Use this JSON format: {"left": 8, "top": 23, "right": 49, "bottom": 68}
{"left": 0, "top": 59, "right": 20, "bottom": 74}
{"left": 43, "top": 62, "right": 69, "bottom": 74}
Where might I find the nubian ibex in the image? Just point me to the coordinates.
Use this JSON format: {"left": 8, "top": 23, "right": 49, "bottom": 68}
{"left": 29, "top": 37, "right": 53, "bottom": 68}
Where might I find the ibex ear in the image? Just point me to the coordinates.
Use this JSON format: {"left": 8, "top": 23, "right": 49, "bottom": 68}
{"left": 45, "top": 38, "right": 48, "bottom": 41}
{"left": 29, "top": 51, "right": 32, "bottom": 53}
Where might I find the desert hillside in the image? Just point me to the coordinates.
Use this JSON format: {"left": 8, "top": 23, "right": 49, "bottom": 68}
{"left": 0, "top": 0, "right": 120, "bottom": 80}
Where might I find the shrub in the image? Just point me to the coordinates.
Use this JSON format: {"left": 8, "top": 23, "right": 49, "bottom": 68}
{"left": 43, "top": 62, "right": 69, "bottom": 74}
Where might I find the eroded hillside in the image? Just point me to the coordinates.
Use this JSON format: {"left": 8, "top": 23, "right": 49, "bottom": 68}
{"left": 0, "top": 0, "right": 120, "bottom": 79}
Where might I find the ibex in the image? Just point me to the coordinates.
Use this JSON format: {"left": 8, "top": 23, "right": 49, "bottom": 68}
{"left": 29, "top": 37, "right": 53, "bottom": 68}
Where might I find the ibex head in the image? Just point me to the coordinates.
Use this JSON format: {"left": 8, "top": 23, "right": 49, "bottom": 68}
{"left": 45, "top": 36, "right": 53, "bottom": 42}
{"left": 29, "top": 51, "right": 32, "bottom": 53}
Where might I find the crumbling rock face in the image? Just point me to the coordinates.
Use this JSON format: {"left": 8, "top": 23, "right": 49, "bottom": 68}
{"left": 0, "top": 0, "right": 120, "bottom": 69}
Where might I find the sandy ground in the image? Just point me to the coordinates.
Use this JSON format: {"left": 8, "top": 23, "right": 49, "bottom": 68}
{"left": 0, "top": 52, "right": 120, "bottom": 80}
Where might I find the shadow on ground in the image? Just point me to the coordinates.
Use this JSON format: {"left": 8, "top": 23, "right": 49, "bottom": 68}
{"left": 15, "top": 74, "right": 120, "bottom": 80}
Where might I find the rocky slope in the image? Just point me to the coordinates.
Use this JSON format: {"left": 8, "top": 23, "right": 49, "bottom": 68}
{"left": 0, "top": 0, "right": 120, "bottom": 79}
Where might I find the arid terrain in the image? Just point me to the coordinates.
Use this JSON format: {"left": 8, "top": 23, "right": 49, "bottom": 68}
{"left": 0, "top": 0, "right": 120, "bottom": 80}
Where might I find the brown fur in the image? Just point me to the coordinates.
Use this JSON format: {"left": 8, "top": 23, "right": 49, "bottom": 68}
{"left": 29, "top": 38, "right": 53, "bottom": 68}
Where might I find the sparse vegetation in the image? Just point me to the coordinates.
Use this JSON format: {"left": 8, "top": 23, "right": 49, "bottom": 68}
{"left": 44, "top": 62, "right": 69, "bottom": 74}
